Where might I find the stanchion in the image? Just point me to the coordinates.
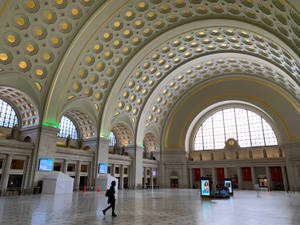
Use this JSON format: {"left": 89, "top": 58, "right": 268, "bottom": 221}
{"left": 97, "top": 187, "right": 100, "bottom": 192}
{"left": 84, "top": 186, "right": 86, "bottom": 193}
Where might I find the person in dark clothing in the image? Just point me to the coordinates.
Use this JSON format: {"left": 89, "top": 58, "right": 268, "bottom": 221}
{"left": 102, "top": 181, "right": 117, "bottom": 217}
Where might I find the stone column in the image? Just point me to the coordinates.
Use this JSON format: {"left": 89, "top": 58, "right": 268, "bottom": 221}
{"left": 212, "top": 168, "right": 217, "bottom": 191}
{"left": 126, "top": 144, "right": 143, "bottom": 188}
{"left": 150, "top": 168, "right": 153, "bottom": 188}
{"left": 63, "top": 160, "right": 68, "bottom": 174}
{"left": 251, "top": 167, "right": 257, "bottom": 186}
{"left": 32, "top": 125, "right": 59, "bottom": 185}
{"left": 1, "top": 154, "right": 12, "bottom": 192}
{"left": 189, "top": 168, "right": 193, "bottom": 188}
{"left": 110, "top": 164, "right": 115, "bottom": 177}
{"left": 282, "top": 142, "right": 300, "bottom": 191}
{"left": 143, "top": 167, "right": 146, "bottom": 187}
{"left": 237, "top": 167, "right": 243, "bottom": 190}
{"left": 95, "top": 137, "right": 110, "bottom": 191}
{"left": 23, "top": 156, "right": 31, "bottom": 188}
{"left": 265, "top": 166, "right": 271, "bottom": 191}
{"left": 200, "top": 168, "right": 204, "bottom": 177}
{"left": 224, "top": 167, "right": 228, "bottom": 178}
{"left": 281, "top": 166, "right": 288, "bottom": 191}
{"left": 119, "top": 164, "right": 124, "bottom": 189}
{"left": 74, "top": 161, "right": 81, "bottom": 191}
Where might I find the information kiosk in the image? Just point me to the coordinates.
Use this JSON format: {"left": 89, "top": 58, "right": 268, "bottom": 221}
{"left": 224, "top": 179, "right": 233, "bottom": 196}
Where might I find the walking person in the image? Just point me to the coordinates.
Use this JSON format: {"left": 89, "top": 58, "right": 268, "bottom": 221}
{"left": 103, "top": 181, "right": 117, "bottom": 217}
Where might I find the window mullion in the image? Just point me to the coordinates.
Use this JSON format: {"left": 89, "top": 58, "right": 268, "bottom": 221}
{"left": 261, "top": 116, "right": 266, "bottom": 146}
{"left": 246, "top": 110, "right": 252, "bottom": 147}
{"left": 234, "top": 108, "right": 238, "bottom": 141}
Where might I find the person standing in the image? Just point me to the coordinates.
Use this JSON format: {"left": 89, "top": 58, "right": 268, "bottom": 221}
{"left": 102, "top": 181, "right": 117, "bottom": 217}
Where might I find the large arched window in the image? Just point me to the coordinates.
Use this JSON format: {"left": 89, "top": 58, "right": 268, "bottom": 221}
{"left": 58, "top": 116, "right": 78, "bottom": 139}
{"left": 0, "top": 99, "right": 18, "bottom": 128}
{"left": 194, "top": 108, "right": 278, "bottom": 150}
{"left": 109, "top": 131, "right": 116, "bottom": 147}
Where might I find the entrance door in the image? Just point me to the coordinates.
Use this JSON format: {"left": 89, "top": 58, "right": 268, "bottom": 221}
{"left": 123, "top": 177, "right": 129, "bottom": 189}
{"left": 79, "top": 176, "right": 88, "bottom": 190}
{"left": 170, "top": 178, "right": 178, "bottom": 188}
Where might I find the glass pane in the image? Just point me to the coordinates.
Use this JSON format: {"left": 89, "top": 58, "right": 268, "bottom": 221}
{"left": 0, "top": 99, "right": 18, "bottom": 128}
{"left": 193, "top": 107, "right": 278, "bottom": 150}
{"left": 109, "top": 131, "right": 116, "bottom": 146}
{"left": 58, "top": 116, "right": 78, "bottom": 139}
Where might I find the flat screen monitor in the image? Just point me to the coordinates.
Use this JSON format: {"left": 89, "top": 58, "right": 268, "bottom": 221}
{"left": 152, "top": 170, "right": 156, "bottom": 176}
{"left": 201, "top": 179, "right": 211, "bottom": 197}
{"left": 39, "top": 158, "right": 53, "bottom": 171}
{"left": 99, "top": 163, "right": 108, "bottom": 174}
{"left": 224, "top": 180, "right": 233, "bottom": 194}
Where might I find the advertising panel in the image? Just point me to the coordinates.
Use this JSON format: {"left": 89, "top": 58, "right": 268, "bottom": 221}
{"left": 39, "top": 158, "right": 54, "bottom": 171}
{"left": 201, "top": 179, "right": 211, "bottom": 197}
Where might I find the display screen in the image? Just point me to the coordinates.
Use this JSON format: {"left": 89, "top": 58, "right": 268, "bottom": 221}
{"left": 99, "top": 163, "right": 108, "bottom": 174}
{"left": 201, "top": 179, "right": 210, "bottom": 196}
{"left": 152, "top": 170, "right": 156, "bottom": 176}
{"left": 224, "top": 180, "right": 232, "bottom": 194}
{"left": 39, "top": 158, "right": 53, "bottom": 171}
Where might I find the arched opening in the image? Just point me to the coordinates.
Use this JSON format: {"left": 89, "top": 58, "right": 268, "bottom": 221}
{"left": 24, "top": 136, "right": 31, "bottom": 143}
{"left": 193, "top": 107, "right": 278, "bottom": 151}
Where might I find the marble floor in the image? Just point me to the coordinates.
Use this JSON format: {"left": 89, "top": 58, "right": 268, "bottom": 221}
{"left": 0, "top": 189, "right": 299, "bottom": 225}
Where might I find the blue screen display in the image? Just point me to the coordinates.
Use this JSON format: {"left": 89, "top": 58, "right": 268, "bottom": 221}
{"left": 201, "top": 179, "right": 210, "bottom": 196}
{"left": 224, "top": 180, "right": 232, "bottom": 194}
{"left": 99, "top": 163, "right": 108, "bottom": 174}
{"left": 39, "top": 158, "right": 53, "bottom": 171}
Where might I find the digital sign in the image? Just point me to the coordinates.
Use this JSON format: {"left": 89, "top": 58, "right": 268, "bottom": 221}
{"left": 224, "top": 180, "right": 233, "bottom": 194}
{"left": 99, "top": 163, "right": 108, "bottom": 174}
{"left": 201, "top": 179, "right": 211, "bottom": 197}
{"left": 152, "top": 170, "right": 156, "bottom": 176}
{"left": 39, "top": 158, "right": 53, "bottom": 171}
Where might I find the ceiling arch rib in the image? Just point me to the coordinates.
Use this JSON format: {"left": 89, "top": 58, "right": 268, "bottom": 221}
{"left": 28, "top": 0, "right": 299, "bottom": 131}
{"left": 110, "top": 22, "right": 300, "bottom": 143}
{"left": 137, "top": 54, "right": 300, "bottom": 141}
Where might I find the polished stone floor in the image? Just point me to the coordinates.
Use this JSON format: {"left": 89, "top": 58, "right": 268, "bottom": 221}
{"left": 0, "top": 189, "right": 299, "bottom": 225}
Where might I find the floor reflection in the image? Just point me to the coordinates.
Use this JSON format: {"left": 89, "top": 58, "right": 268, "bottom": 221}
{"left": 0, "top": 190, "right": 299, "bottom": 225}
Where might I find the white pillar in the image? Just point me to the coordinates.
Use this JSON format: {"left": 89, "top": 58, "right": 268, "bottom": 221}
{"left": 150, "top": 168, "right": 153, "bottom": 188}
{"left": 23, "top": 156, "right": 31, "bottom": 188}
{"left": 1, "top": 154, "right": 12, "bottom": 192}
{"left": 111, "top": 164, "right": 115, "bottom": 177}
{"left": 212, "top": 168, "right": 217, "bottom": 191}
{"left": 119, "top": 165, "right": 124, "bottom": 189}
{"left": 251, "top": 167, "right": 256, "bottom": 186}
{"left": 63, "top": 160, "right": 68, "bottom": 174}
{"left": 224, "top": 167, "right": 228, "bottom": 178}
{"left": 189, "top": 168, "right": 193, "bottom": 188}
{"left": 265, "top": 166, "right": 271, "bottom": 191}
{"left": 126, "top": 145, "right": 143, "bottom": 188}
{"left": 74, "top": 161, "right": 81, "bottom": 191}
{"left": 237, "top": 167, "right": 243, "bottom": 190}
{"left": 281, "top": 166, "right": 288, "bottom": 191}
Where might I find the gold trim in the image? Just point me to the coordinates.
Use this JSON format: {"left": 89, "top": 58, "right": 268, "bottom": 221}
{"left": 108, "top": 24, "right": 299, "bottom": 127}
{"left": 164, "top": 78, "right": 300, "bottom": 148}
{"left": 45, "top": 3, "right": 299, "bottom": 124}
{"left": 285, "top": 0, "right": 300, "bottom": 16}
{"left": 45, "top": 0, "right": 131, "bottom": 122}
{"left": 0, "top": 0, "right": 10, "bottom": 18}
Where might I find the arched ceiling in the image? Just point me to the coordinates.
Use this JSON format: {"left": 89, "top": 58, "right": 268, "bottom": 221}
{"left": 111, "top": 122, "right": 133, "bottom": 146}
{"left": 63, "top": 109, "right": 96, "bottom": 139}
{"left": 143, "top": 132, "right": 157, "bottom": 151}
{"left": 0, "top": 86, "right": 39, "bottom": 128}
{"left": 0, "top": 0, "right": 299, "bottom": 144}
